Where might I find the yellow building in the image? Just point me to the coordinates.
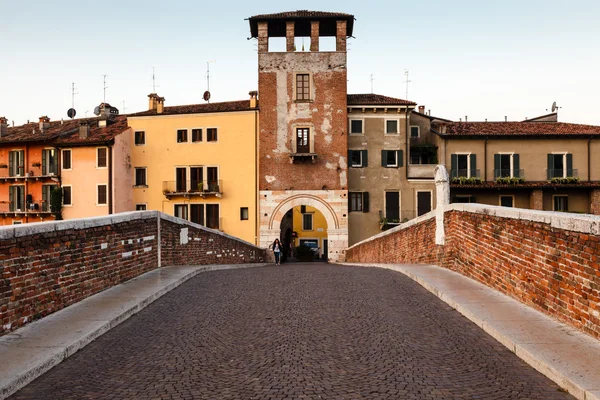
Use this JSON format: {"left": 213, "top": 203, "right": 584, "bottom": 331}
{"left": 291, "top": 205, "right": 328, "bottom": 258}
{"left": 127, "top": 93, "right": 259, "bottom": 244}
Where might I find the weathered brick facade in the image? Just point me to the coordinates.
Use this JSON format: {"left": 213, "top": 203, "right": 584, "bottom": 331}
{"left": 0, "top": 211, "right": 266, "bottom": 335}
{"left": 347, "top": 205, "right": 600, "bottom": 339}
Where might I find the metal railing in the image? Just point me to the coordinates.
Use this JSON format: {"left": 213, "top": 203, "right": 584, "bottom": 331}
{"left": 379, "top": 209, "right": 418, "bottom": 225}
{"left": 0, "top": 201, "right": 53, "bottom": 213}
{"left": 162, "top": 180, "right": 222, "bottom": 196}
{"left": 546, "top": 169, "right": 578, "bottom": 180}
{"left": 450, "top": 169, "right": 481, "bottom": 178}
{"left": 494, "top": 169, "right": 524, "bottom": 179}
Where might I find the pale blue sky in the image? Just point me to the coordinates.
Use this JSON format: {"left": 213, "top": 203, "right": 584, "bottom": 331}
{"left": 1, "top": 0, "right": 598, "bottom": 125}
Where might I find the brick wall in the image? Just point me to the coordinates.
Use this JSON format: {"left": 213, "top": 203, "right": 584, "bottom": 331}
{"left": 0, "top": 211, "right": 267, "bottom": 335}
{"left": 347, "top": 205, "right": 600, "bottom": 339}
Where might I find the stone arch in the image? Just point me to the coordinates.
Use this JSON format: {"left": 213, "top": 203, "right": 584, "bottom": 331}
{"left": 268, "top": 194, "right": 339, "bottom": 231}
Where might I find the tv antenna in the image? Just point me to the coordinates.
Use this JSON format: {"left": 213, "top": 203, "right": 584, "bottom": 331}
{"left": 152, "top": 67, "right": 159, "bottom": 93}
{"left": 102, "top": 74, "right": 108, "bottom": 103}
{"left": 403, "top": 70, "right": 411, "bottom": 99}
{"left": 67, "top": 82, "right": 78, "bottom": 119}
{"left": 370, "top": 74, "right": 374, "bottom": 93}
{"left": 204, "top": 60, "right": 215, "bottom": 103}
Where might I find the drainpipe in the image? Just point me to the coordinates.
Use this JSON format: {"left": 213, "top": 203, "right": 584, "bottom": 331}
{"left": 108, "top": 143, "right": 113, "bottom": 214}
{"left": 588, "top": 138, "right": 592, "bottom": 182}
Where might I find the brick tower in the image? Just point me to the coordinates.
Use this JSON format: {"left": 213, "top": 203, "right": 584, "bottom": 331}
{"left": 248, "top": 11, "right": 353, "bottom": 261}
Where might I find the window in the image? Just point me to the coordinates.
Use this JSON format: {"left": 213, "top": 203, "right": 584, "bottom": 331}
{"left": 417, "top": 191, "right": 432, "bottom": 217}
{"left": 450, "top": 154, "right": 477, "bottom": 178}
{"left": 8, "top": 150, "right": 24, "bottom": 177}
{"left": 174, "top": 204, "right": 188, "bottom": 220}
{"left": 207, "top": 128, "right": 218, "bottom": 142}
{"left": 12, "top": 220, "right": 22, "bottom": 225}
{"left": 500, "top": 196, "right": 514, "bottom": 207}
{"left": 134, "top": 131, "right": 145, "bottom": 145}
{"left": 385, "top": 119, "right": 399, "bottom": 135}
{"left": 494, "top": 154, "right": 521, "bottom": 179}
{"left": 177, "top": 129, "right": 188, "bottom": 143}
{"left": 97, "top": 148, "right": 108, "bottom": 168}
{"left": 62, "top": 149, "right": 72, "bottom": 170}
{"left": 410, "top": 146, "right": 438, "bottom": 165}
{"left": 410, "top": 126, "right": 420, "bottom": 138}
{"left": 134, "top": 167, "right": 147, "bottom": 187}
{"left": 206, "top": 204, "right": 219, "bottom": 229}
{"left": 136, "top": 204, "right": 147, "bottom": 211}
{"left": 349, "top": 150, "right": 367, "bottom": 168}
{"left": 385, "top": 191, "right": 400, "bottom": 221}
{"left": 192, "top": 129, "right": 202, "bottom": 142}
{"left": 349, "top": 192, "right": 369, "bottom": 212}
{"left": 97, "top": 184, "right": 107, "bottom": 205}
{"left": 9, "top": 185, "right": 25, "bottom": 211}
{"left": 42, "top": 149, "right": 58, "bottom": 176}
{"left": 190, "top": 204, "right": 204, "bottom": 225}
{"left": 240, "top": 207, "right": 249, "bottom": 220}
{"left": 381, "top": 150, "right": 403, "bottom": 168}
{"left": 547, "top": 153, "right": 574, "bottom": 179}
{"left": 452, "top": 195, "right": 475, "bottom": 203}
{"left": 553, "top": 195, "right": 568, "bottom": 212}
{"left": 42, "top": 184, "right": 56, "bottom": 212}
{"left": 302, "top": 213, "right": 313, "bottom": 231}
{"left": 296, "top": 73, "right": 310, "bottom": 101}
{"left": 63, "top": 186, "right": 72, "bottom": 206}
{"left": 296, "top": 128, "right": 310, "bottom": 153}
{"left": 349, "top": 119, "right": 363, "bottom": 135}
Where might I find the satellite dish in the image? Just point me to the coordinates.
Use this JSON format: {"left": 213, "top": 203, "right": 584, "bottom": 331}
{"left": 551, "top": 101, "right": 557, "bottom": 112}
{"left": 203, "top": 91, "right": 211, "bottom": 102}
{"left": 93, "top": 106, "right": 101, "bottom": 116}
{"left": 67, "top": 108, "right": 76, "bottom": 119}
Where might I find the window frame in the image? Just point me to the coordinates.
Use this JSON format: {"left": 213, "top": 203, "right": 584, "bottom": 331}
{"left": 61, "top": 149, "right": 72, "bottom": 170}
{"left": 553, "top": 195, "right": 569, "bottom": 212}
{"left": 302, "top": 212, "right": 314, "bottom": 231}
{"left": 349, "top": 118, "right": 364, "bottom": 135}
{"left": 294, "top": 73, "right": 311, "bottom": 102}
{"left": 134, "top": 167, "right": 147, "bottom": 187}
{"left": 349, "top": 191, "right": 369, "bottom": 213}
{"left": 191, "top": 128, "right": 203, "bottom": 143}
{"left": 452, "top": 152, "right": 475, "bottom": 178}
{"left": 415, "top": 190, "right": 433, "bottom": 217}
{"left": 240, "top": 207, "right": 249, "bottom": 221}
{"left": 8, "top": 150, "right": 25, "bottom": 177}
{"left": 136, "top": 204, "right": 147, "bottom": 211}
{"left": 174, "top": 204, "right": 188, "bottom": 220}
{"left": 499, "top": 195, "right": 515, "bottom": 207}
{"left": 550, "top": 152, "right": 571, "bottom": 179}
{"left": 96, "top": 147, "right": 108, "bottom": 169}
{"left": 385, "top": 119, "right": 400, "bottom": 135}
{"left": 410, "top": 125, "right": 420, "bottom": 138}
{"left": 206, "top": 128, "right": 218, "bottom": 143}
{"left": 97, "top": 184, "right": 108, "bottom": 205}
{"left": 453, "top": 195, "right": 474, "bottom": 204}
{"left": 42, "top": 148, "right": 58, "bottom": 176}
{"left": 176, "top": 129, "right": 188, "bottom": 143}
{"left": 62, "top": 185, "right": 72, "bottom": 206}
{"left": 134, "top": 131, "right": 146, "bottom": 146}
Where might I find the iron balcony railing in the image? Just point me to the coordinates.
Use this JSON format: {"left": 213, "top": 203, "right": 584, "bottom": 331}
{"left": 379, "top": 209, "right": 418, "bottom": 225}
{"left": 0, "top": 201, "right": 53, "bottom": 213}
{"left": 450, "top": 169, "right": 481, "bottom": 179}
{"left": 162, "top": 180, "right": 222, "bottom": 196}
{"left": 546, "top": 169, "right": 578, "bottom": 180}
{"left": 493, "top": 169, "right": 524, "bottom": 179}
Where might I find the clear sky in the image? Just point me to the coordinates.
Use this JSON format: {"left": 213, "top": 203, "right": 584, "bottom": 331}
{"left": 1, "top": 0, "right": 599, "bottom": 126}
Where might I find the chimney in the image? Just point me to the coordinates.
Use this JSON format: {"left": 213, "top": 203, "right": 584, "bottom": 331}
{"left": 148, "top": 93, "right": 158, "bottom": 111}
{"left": 79, "top": 121, "right": 90, "bottom": 139}
{"left": 505, "top": 116, "right": 507, "bottom": 122}
{"left": 418, "top": 105, "right": 425, "bottom": 114}
{"left": 39, "top": 116, "right": 50, "bottom": 132}
{"left": 465, "top": 115, "right": 468, "bottom": 122}
{"left": 249, "top": 91, "right": 258, "bottom": 109}
{"left": 0, "top": 117, "right": 7, "bottom": 137}
{"left": 156, "top": 96, "right": 165, "bottom": 114}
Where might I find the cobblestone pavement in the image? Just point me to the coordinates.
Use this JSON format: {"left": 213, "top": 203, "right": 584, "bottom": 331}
{"left": 9, "top": 264, "right": 575, "bottom": 400}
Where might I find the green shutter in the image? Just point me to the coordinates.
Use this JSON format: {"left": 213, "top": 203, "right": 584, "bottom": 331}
{"left": 18, "top": 151, "right": 24, "bottom": 175}
{"left": 381, "top": 150, "right": 387, "bottom": 167}
{"left": 362, "top": 192, "right": 369, "bottom": 212}
{"left": 18, "top": 186, "right": 25, "bottom": 210}
{"left": 494, "top": 154, "right": 501, "bottom": 179}
{"left": 470, "top": 154, "right": 477, "bottom": 178}
{"left": 362, "top": 150, "right": 368, "bottom": 167}
{"left": 8, "top": 152, "right": 13, "bottom": 177}
{"left": 566, "top": 153, "right": 573, "bottom": 177}
{"left": 398, "top": 150, "right": 404, "bottom": 168}
{"left": 9, "top": 187, "right": 14, "bottom": 211}
{"left": 42, "top": 150, "right": 47, "bottom": 175}
{"left": 547, "top": 154, "right": 554, "bottom": 180}
{"left": 451, "top": 154, "right": 458, "bottom": 178}
{"left": 513, "top": 154, "right": 520, "bottom": 178}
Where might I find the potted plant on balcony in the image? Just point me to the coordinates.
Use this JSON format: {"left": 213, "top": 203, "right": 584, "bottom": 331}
{"left": 197, "top": 182, "right": 203, "bottom": 192}
{"left": 32, "top": 161, "right": 41, "bottom": 168}
{"left": 551, "top": 177, "right": 580, "bottom": 184}
{"left": 0, "top": 163, "right": 7, "bottom": 169}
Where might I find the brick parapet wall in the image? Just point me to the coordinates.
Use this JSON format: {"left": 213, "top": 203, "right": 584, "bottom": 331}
{"left": 0, "top": 212, "right": 267, "bottom": 335}
{"left": 347, "top": 205, "right": 600, "bottom": 339}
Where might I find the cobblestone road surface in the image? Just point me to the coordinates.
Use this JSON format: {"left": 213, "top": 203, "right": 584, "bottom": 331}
{"left": 9, "top": 264, "right": 575, "bottom": 399}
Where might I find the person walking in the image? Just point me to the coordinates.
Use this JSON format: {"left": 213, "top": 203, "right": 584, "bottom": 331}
{"left": 272, "top": 238, "right": 282, "bottom": 265}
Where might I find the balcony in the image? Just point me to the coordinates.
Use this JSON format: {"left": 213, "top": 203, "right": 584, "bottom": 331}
{"left": 408, "top": 164, "right": 436, "bottom": 179}
{"left": 0, "top": 201, "right": 53, "bottom": 216}
{"left": 547, "top": 169, "right": 578, "bottom": 180}
{"left": 0, "top": 169, "right": 59, "bottom": 182}
{"left": 289, "top": 152, "right": 318, "bottom": 163}
{"left": 379, "top": 210, "right": 417, "bottom": 230}
{"left": 494, "top": 169, "right": 524, "bottom": 179}
{"left": 162, "top": 180, "right": 223, "bottom": 198}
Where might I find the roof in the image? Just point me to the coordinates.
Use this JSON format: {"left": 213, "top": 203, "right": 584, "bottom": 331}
{"left": 411, "top": 110, "right": 453, "bottom": 123}
{"left": 0, "top": 119, "right": 82, "bottom": 143}
{"left": 347, "top": 94, "right": 417, "bottom": 106}
{"left": 451, "top": 181, "right": 600, "bottom": 190}
{"left": 436, "top": 121, "right": 600, "bottom": 137}
{"left": 128, "top": 100, "right": 255, "bottom": 117}
{"left": 522, "top": 113, "right": 558, "bottom": 122}
{"left": 56, "top": 116, "right": 129, "bottom": 145}
{"left": 248, "top": 10, "right": 355, "bottom": 38}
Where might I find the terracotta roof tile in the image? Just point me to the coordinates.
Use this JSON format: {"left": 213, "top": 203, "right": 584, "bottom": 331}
{"left": 249, "top": 10, "right": 354, "bottom": 20}
{"left": 438, "top": 121, "right": 600, "bottom": 137}
{"left": 55, "top": 115, "right": 129, "bottom": 145}
{"left": 0, "top": 119, "right": 82, "bottom": 143}
{"left": 248, "top": 10, "right": 355, "bottom": 38}
{"left": 347, "top": 94, "right": 416, "bottom": 106}
{"left": 128, "top": 100, "right": 255, "bottom": 117}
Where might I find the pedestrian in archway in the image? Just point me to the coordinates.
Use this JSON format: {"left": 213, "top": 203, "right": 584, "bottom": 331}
{"left": 272, "top": 238, "right": 282, "bottom": 265}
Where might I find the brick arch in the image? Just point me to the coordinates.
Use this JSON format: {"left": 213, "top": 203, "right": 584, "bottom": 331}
{"left": 268, "top": 194, "right": 339, "bottom": 230}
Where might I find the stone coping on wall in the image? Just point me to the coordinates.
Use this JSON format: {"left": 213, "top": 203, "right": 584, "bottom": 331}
{"left": 0, "top": 211, "right": 264, "bottom": 250}
{"left": 347, "top": 203, "right": 600, "bottom": 251}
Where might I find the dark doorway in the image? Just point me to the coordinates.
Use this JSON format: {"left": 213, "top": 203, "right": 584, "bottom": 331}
{"left": 385, "top": 191, "right": 400, "bottom": 221}
{"left": 417, "top": 191, "right": 432, "bottom": 216}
